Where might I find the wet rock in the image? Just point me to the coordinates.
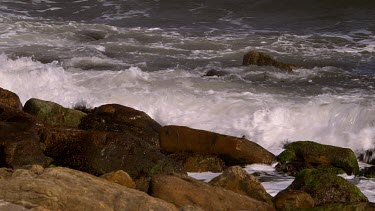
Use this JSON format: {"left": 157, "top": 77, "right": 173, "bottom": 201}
{"left": 203, "top": 69, "right": 230, "bottom": 77}
{"left": 79, "top": 104, "right": 161, "bottom": 147}
{"left": 242, "top": 51, "right": 299, "bottom": 72}
{"left": 277, "top": 141, "right": 359, "bottom": 175}
{"left": 149, "top": 174, "right": 275, "bottom": 211}
{"left": 306, "top": 202, "right": 375, "bottom": 211}
{"left": 286, "top": 169, "right": 368, "bottom": 206}
{"left": 160, "top": 125, "right": 276, "bottom": 165}
{"left": 0, "top": 122, "right": 47, "bottom": 168}
{"left": 23, "top": 98, "right": 86, "bottom": 128}
{"left": 359, "top": 149, "right": 375, "bottom": 165}
{"left": 168, "top": 153, "right": 225, "bottom": 173}
{"left": 100, "top": 170, "right": 136, "bottom": 189}
{"left": 273, "top": 190, "right": 315, "bottom": 210}
{"left": 0, "top": 167, "right": 178, "bottom": 211}
{"left": 0, "top": 105, "right": 39, "bottom": 124}
{"left": 359, "top": 166, "right": 375, "bottom": 178}
{"left": 0, "top": 88, "right": 22, "bottom": 110}
{"left": 41, "top": 127, "right": 183, "bottom": 191}
{"left": 208, "top": 166, "right": 273, "bottom": 205}
{"left": 76, "top": 30, "right": 107, "bottom": 42}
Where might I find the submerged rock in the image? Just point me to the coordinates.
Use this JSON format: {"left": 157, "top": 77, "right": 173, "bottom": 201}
{"left": 277, "top": 141, "right": 359, "bottom": 175}
{"left": 0, "top": 167, "right": 178, "bottom": 211}
{"left": 79, "top": 104, "right": 161, "bottom": 147}
{"left": 273, "top": 190, "right": 315, "bottom": 210}
{"left": 168, "top": 153, "right": 225, "bottom": 173}
{"left": 286, "top": 169, "right": 368, "bottom": 206}
{"left": 160, "top": 125, "right": 276, "bottom": 165}
{"left": 149, "top": 174, "right": 275, "bottom": 211}
{"left": 359, "top": 166, "right": 375, "bottom": 178}
{"left": 203, "top": 69, "right": 230, "bottom": 77}
{"left": 0, "top": 88, "right": 22, "bottom": 110}
{"left": 0, "top": 122, "right": 47, "bottom": 168}
{"left": 242, "top": 51, "right": 299, "bottom": 72}
{"left": 23, "top": 98, "right": 86, "bottom": 128}
{"left": 208, "top": 166, "right": 273, "bottom": 205}
{"left": 41, "top": 127, "right": 183, "bottom": 191}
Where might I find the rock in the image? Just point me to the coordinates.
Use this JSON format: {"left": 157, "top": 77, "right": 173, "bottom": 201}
{"left": 242, "top": 51, "right": 299, "bottom": 72}
{"left": 273, "top": 190, "right": 315, "bottom": 210}
{"left": 203, "top": 69, "right": 230, "bottom": 77}
{"left": 0, "top": 88, "right": 22, "bottom": 110}
{"left": 149, "top": 174, "right": 275, "bottom": 211}
{"left": 307, "top": 203, "right": 375, "bottom": 211}
{"left": 0, "top": 200, "right": 30, "bottom": 211}
{"left": 0, "top": 105, "right": 39, "bottom": 124}
{"left": 286, "top": 169, "right": 368, "bottom": 206}
{"left": 41, "top": 127, "right": 183, "bottom": 191}
{"left": 23, "top": 98, "right": 86, "bottom": 128}
{"left": 0, "top": 167, "right": 178, "bottom": 211}
{"left": 0, "top": 122, "right": 47, "bottom": 168}
{"left": 168, "top": 153, "right": 225, "bottom": 173}
{"left": 100, "top": 170, "right": 136, "bottom": 189}
{"left": 160, "top": 125, "right": 276, "bottom": 165}
{"left": 277, "top": 141, "right": 359, "bottom": 175}
{"left": 359, "top": 166, "right": 375, "bottom": 178}
{"left": 208, "top": 166, "right": 273, "bottom": 205}
{"left": 359, "top": 149, "right": 375, "bottom": 164}
{"left": 79, "top": 104, "right": 161, "bottom": 147}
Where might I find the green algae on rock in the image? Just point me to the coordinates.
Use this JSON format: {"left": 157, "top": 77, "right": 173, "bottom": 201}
{"left": 23, "top": 98, "right": 86, "bottom": 128}
{"left": 277, "top": 141, "right": 359, "bottom": 175}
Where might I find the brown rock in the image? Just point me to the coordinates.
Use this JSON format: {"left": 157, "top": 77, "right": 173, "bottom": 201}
{"left": 0, "top": 167, "right": 178, "bottom": 211}
{"left": 0, "top": 88, "right": 22, "bottom": 110}
{"left": 160, "top": 125, "right": 276, "bottom": 165}
{"left": 274, "top": 190, "right": 315, "bottom": 210}
{"left": 149, "top": 174, "right": 275, "bottom": 211}
{"left": 209, "top": 166, "right": 273, "bottom": 205}
{"left": 79, "top": 104, "right": 161, "bottom": 147}
{"left": 41, "top": 127, "right": 183, "bottom": 191}
{"left": 0, "top": 105, "right": 38, "bottom": 124}
{"left": 168, "top": 153, "right": 225, "bottom": 172}
{"left": 100, "top": 170, "right": 136, "bottom": 189}
{"left": 0, "top": 122, "right": 47, "bottom": 168}
{"left": 242, "top": 51, "right": 299, "bottom": 72}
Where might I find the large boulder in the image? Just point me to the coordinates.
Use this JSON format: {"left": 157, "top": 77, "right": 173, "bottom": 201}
{"left": 0, "top": 167, "right": 178, "bottom": 211}
{"left": 286, "top": 169, "right": 368, "bottom": 206}
{"left": 149, "top": 174, "right": 275, "bottom": 211}
{"left": 160, "top": 125, "right": 276, "bottom": 165}
{"left": 168, "top": 153, "right": 225, "bottom": 173}
{"left": 23, "top": 98, "right": 86, "bottom": 128}
{"left": 79, "top": 104, "right": 161, "bottom": 147}
{"left": 41, "top": 127, "right": 183, "bottom": 191}
{"left": 242, "top": 51, "right": 299, "bottom": 71}
{"left": 0, "top": 122, "right": 47, "bottom": 168}
{"left": 0, "top": 88, "right": 22, "bottom": 110}
{"left": 208, "top": 166, "right": 273, "bottom": 205}
{"left": 0, "top": 105, "right": 39, "bottom": 124}
{"left": 305, "top": 203, "right": 375, "bottom": 211}
{"left": 277, "top": 141, "right": 359, "bottom": 175}
{"left": 273, "top": 190, "right": 315, "bottom": 210}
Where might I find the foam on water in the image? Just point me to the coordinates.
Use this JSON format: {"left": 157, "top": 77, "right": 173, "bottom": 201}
{"left": 1, "top": 54, "right": 374, "bottom": 156}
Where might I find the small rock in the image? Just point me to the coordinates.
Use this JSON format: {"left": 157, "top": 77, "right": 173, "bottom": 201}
{"left": 100, "top": 170, "right": 136, "bottom": 189}
{"left": 359, "top": 166, "right": 375, "bottom": 178}
{"left": 209, "top": 166, "right": 273, "bottom": 205}
{"left": 242, "top": 51, "right": 299, "bottom": 72}
{"left": 0, "top": 88, "right": 22, "bottom": 110}
{"left": 23, "top": 98, "right": 86, "bottom": 128}
{"left": 168, "top": 153, "right": 225, "bottom": 173}
{"left": 160, "top": 125, "right": 276, "bottom": 165}
{"left": 274, "top": 190, "right": 315, "bottom": 210}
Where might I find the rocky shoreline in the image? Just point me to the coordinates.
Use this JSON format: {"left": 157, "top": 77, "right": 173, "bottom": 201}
{"left": 0, "top": 87, "right": 374, "bottom": 210}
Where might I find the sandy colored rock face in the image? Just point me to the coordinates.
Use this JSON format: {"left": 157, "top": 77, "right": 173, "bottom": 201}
{"left": 100, "top": 170, "right": 136, "bottom": 189}
{"left": 168, "top": 153, "right": 225, "bottom": 173}
{"left": 274, "top": 190, "right": 315, "bottom": 210}
{"left": 209, "top": 166, "right": 273, "bottom": 205}
{"left": 160, "top": 125, "right": 275, "bottom": 165}
{"left": 149, "top": 174, "right": 275, "bottom": 211}
{"left": 0, "top": 167, "right": 178, "bottom": 211}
